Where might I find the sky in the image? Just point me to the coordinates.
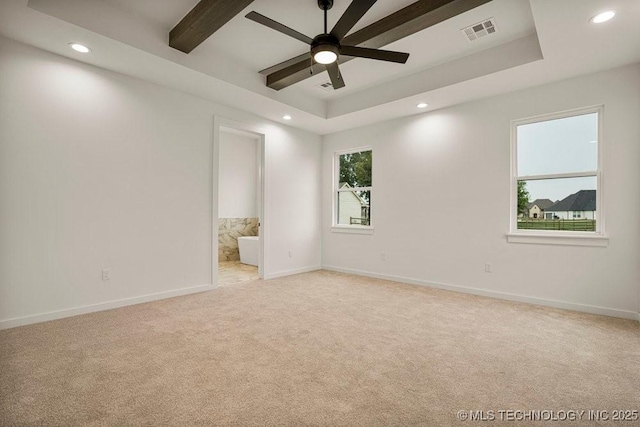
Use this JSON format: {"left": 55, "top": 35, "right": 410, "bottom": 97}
{"left": 517, "top": 112, "right": 597, "bottom": 202}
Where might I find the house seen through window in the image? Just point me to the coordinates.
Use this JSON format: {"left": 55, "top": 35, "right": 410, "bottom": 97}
{"left": 513, "top": 107, "right": 602, "bottom": 233}
{"left": 335, "top": 149, "right": 372, "bottom": 227}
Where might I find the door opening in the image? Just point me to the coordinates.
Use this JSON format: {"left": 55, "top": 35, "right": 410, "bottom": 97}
{"left": 212, "top": 119, "right": 265, "bottom": 287}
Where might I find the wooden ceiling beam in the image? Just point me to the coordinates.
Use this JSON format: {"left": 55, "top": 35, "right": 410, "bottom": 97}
{"left": 265, "top": 0, "right": 492, "bottom": 91}
{"left": 170, "top": 0, "right": 255, "bottom": 53}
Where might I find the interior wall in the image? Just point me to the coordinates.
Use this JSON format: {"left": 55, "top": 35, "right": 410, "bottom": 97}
{"left": 322, "top": 64, "right": 640, "bottom": 319}
{"left": 218, "top": 130, "right": 258, "bottom": 218}
{"left": 262, "top": 124, "right": 323, "bottom": 278}
{"left": 0, "top": 37, "right": 322, "bottom": 328}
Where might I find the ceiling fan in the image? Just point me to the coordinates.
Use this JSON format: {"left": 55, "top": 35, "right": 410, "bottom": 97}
{"left": 246, "top": 0, "right": 410, "bottom": 90}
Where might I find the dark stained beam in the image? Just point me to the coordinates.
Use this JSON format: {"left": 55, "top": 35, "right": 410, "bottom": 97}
{"left": 170, "top": 0, "right": 255, "bottom": 53}
{"left": 260, "top": 53, "right": 311, "bottom": 76}
{"left": 265, "top": 0, "right": 492, "bottom": 90}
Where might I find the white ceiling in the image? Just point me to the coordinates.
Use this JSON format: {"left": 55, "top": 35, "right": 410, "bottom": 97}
{"left": 1, "top": 0, "right": 639, "bottom": 135}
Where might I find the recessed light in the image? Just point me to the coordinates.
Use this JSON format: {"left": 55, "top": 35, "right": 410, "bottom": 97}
{"left": 69, "top": 43, "right": 91, "bottom": 53}
{"left": 591, "top": 10, "right": 615, "bottom": 24}
{"left": 417, "top": 102, "right": 428, "bottom": 109}
{"left": 282, "top": 115, "right": 292, "bottom": 120}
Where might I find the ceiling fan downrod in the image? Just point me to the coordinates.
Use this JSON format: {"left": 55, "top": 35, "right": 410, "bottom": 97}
{"left": 318, "top": 0, "right": 333, "bottom": 34}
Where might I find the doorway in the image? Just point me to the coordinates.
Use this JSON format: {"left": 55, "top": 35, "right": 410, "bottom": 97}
{"left": 213, "top": 119, "right": 265, "bottom": 287}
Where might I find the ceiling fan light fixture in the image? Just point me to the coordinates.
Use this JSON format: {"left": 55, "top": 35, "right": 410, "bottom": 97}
{"left": 314, "top": 50, "right": 338, "bottom": 64}
{"left": 311, "top": 42, "right": 339, "bottom": 65}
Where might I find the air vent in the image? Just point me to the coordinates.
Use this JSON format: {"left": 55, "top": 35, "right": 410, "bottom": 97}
{"left": 316, "top": 81, "right": 334, "bottom": 92}
{"left": 461, "top": 18, "right": 497, "bottom": 42}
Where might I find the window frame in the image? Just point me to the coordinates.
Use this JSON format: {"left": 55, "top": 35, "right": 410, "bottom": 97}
{"left": 332, "top": 146, "right": 374, "bottom": 234}
{"left": 508, "top": 105, "right": 608, "bottom": 246}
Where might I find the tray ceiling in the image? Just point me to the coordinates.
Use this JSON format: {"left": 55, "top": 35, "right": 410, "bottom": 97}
{"left": 1, "top": 0, "right": 638, "bottom": 134}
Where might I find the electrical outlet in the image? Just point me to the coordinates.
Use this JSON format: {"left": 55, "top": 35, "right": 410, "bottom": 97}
{"left": 484, "top": 263, "right": 492, "bottom": 273}
{"left": 381, "top": 253, "right": 387, "bottom": 261}
{"left": 102, "top": 268, "right": 111, "bottom": 281}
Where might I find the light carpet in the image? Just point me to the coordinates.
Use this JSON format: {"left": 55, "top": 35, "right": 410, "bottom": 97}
{"left": 1, "top": 270, "right": 639, "bottom": 426}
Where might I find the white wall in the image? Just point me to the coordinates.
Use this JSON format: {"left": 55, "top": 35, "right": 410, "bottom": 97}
{"left": 0, "top": 37, "right": 322, "bottom": 328}
{"left": 322, "top": 64, "right": 640, "bottom": 320}
{"left": 261, "top": 124, "right": 323, "bottom": 279}
{"left": 218, "top": 130, "right": 258, "bottom": 218}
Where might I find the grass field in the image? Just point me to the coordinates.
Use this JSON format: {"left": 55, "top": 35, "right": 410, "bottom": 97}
{"left": 517, "top": 219, "right": 596, "bottom": 231}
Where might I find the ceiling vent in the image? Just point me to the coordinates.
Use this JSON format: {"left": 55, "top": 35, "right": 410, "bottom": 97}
{"left": 461, "top": 18, "right": 497, "bottom": 42}
{"left": 316, "top": 81, "right": 334, "bottom": 92}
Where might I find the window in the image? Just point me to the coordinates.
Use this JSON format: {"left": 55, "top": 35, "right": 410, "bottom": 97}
{"left": 509, "top": 106, "right": 607, "bottom": 246}
{"left": 334, "top": 148, "right": 372, "bottom": 232}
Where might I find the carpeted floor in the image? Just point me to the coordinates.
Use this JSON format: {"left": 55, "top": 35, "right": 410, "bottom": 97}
{"left": 1, "top": 270, "right": 639, "bottom": 426}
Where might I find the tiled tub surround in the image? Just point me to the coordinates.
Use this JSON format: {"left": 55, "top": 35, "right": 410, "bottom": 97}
{"left": 218, "top": 218, "right": 259, "bottom": 261}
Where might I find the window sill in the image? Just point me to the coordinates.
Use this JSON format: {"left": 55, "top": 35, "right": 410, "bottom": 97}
{"left": 507, "top": 232, "right": 609, "bottom": 247}
{"left": 331, "top": 225, "right": 374, "bottom": 235}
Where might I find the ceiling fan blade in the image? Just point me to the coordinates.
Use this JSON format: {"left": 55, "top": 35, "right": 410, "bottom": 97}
{"left": 325, "top": 62, "right": 346, "bottom": 89}
{"left": 330, "top": 0, "right": 377, "bottom": 40}
{"left": 246, "top": 11, "right": 313, "bottom": 45}
{"left": 340, "top": 45, "right": 409, "bottom": 63}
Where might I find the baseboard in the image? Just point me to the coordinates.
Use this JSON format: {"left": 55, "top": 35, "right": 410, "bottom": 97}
{"left": 322, "top": 265, "right": 640, "bottom": 321}
{"left": 264, "top": 265, "right": 321, "bottom": 280}
{"left": 0, "top": 284, "right": 215, "bottom": 330}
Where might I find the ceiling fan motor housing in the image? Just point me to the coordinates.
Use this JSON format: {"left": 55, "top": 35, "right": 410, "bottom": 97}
{"left": 311, "top": 33, "right": 340, "bottom": 60}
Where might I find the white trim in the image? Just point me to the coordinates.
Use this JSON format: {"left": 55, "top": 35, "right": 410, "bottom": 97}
{"left": 597, "top": 106, "right": 605, "bottom": 233}
{"left": 0, "top": 284, "right": 214, "bottom": 330}
{"left": 258, "top": 129, "right": 266, "bottom": 280}
{"left": 510, "top": 105, "right": 604, "bottom": 127}
{"left": 212, "top": 118, "right": 220, "bottom": 287}
{"left": 510, "top": 105, "right": 605, "bottom": 241}
{"left": 517, "top": 171, "right": 597, "bottom": 181}
{"left": 263, "top": 265, "right": 321, "bottom": 280}
{"left": 333, "top": 145, "right": 373, "bottom": 157}
{"left": 507, "top": 232, "right": 609, "bottom": 247}
{"left": 331, "top": 225, "right": 374, "bottom": 234}
{"left": 322, "top": 265, "right": 639, "bottom": 321}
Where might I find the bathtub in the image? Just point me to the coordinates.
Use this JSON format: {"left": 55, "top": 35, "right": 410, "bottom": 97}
{"left": 237, "top": 236, "right": 259, "bottom": 266}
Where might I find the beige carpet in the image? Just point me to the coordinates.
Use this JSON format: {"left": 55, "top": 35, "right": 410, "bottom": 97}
{"left": 1, "top": 271, "right": 639, "bottom": 426}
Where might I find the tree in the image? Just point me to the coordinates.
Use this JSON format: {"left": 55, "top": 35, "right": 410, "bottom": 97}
{"left": 517, "top": 181, "right": 530, "bottom": 216}
{"left": 339, "top": 151, "right": 371, "bottom": 187}
{"left": 339, "top": 151, "right": 372, "bottom": 203}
